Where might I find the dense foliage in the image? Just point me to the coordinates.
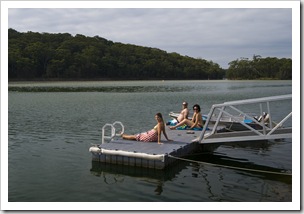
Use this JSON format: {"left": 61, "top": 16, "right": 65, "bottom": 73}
{"left": 8, "top": 28, "right": 225, "bottom": 80}
{"left": 8, "top": 29, "right": 291, "bottom": 80}
{"left": 226, "top": 55, "right": 292, "bottom": 80}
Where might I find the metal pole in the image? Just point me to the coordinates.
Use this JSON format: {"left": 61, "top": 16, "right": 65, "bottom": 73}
{"left": 198, "top": 106, "right": 215, "bottom": 143}
{"left": 267, "top": 101, "right": 273, "bottom": 129}
{"left": 267, "top": 112, "right": 292, "bottom": 135}
{"left": 259, "top": 103, "right": 266, "bottom": 135}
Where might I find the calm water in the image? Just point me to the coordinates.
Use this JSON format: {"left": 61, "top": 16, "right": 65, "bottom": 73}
{"left": 8, "top": 80, "right": 292, "bottom": 203}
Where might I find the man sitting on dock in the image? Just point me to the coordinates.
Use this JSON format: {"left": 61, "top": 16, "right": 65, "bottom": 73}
{"left": 166, "top": 101, "right": 189, "bottom": 126}
{"left": 177, "top": 101, "right": 189, "bottom": 123}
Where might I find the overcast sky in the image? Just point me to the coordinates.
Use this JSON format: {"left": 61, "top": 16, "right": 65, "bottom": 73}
{"left": 8, "top": 6, "right": 292, "bottom": 68}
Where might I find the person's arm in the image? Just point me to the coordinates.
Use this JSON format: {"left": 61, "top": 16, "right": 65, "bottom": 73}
{"left": 191, "top": 112, "right": 196, "bottom": 123}
{"left": 162, "top": 125, "right": 172, "bottom": 141}
{"left": 157, "top": 124, "right": 162, "bottom": 144}
{"left": 185, "top": 109, "right": 189, "bottom": 119}
{"left": 190, "top": 114, "right": 199, "bottom": 129}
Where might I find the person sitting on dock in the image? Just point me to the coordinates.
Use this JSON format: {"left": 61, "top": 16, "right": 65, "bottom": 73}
{"left": 166, "top": 101, "right": 189, "bottom": 125}
{"left": 122, "top": 113, "right": 172, "bottom": 145}
{"left": 177, "top": 101, "right": 189, "bottom": 122}
{"left": 169, "top": 104, "right": 204, "bottom": 130}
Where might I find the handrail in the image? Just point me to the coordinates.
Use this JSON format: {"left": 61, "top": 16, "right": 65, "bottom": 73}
{"left": 101, "top": 121, "right": 125, "bottom": 144}
{"left": 220, "top": 94, "right": 291, "bottom": 106}
{"left": 197, "top": 94, "right": 292, "bottom": 143}
{"left": 101, "top": 123, "right": 115, "bottom": 144}
{"left": 267, "top": 112, "right": 292, "bottom": 135}
{"left": 113, "top": 121, "right": 124, "bottom": 136}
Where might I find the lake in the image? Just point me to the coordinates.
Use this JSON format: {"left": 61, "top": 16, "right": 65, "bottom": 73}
{"left": 7, "top": 80, "right": 293, "bottom": 209}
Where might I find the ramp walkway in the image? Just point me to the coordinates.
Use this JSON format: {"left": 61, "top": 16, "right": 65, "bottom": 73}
{"left": 196, "top": 94, "right": 292, "bottom": 144}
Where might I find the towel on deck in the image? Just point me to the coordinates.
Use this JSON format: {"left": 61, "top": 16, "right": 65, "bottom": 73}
{"left": 176, "top": 125, "right": 209, "bottom": 131}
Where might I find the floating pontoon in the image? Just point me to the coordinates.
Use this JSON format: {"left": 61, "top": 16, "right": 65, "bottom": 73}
{"left": 89, "top": 94, "right": 292, "bottom": 169}
{"left": 89, "top": 124, "right": 223, "bottom": 169}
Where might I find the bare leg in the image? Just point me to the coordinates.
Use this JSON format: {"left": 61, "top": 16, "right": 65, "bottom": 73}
{"left": 169, "top": 119, "right": 194, "bottom": 130}
{"left": 122, "top": 134, "right": 137, "bottom": 140}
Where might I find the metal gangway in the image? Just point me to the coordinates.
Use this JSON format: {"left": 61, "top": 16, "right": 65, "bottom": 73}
{"left": 196, "top": 94, "right": 292, "bottom": 144}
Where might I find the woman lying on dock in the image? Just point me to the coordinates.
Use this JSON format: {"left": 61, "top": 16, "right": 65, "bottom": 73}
{"left": 122, "top": 113, "right": 172, "bottom": 144}
{"left": 169, "top": 104, "right": 204, "bottom": 130}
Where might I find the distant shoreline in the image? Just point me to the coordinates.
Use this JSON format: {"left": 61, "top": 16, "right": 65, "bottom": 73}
{"left": 8, "top": 77, "right": 283, "bottom": 82}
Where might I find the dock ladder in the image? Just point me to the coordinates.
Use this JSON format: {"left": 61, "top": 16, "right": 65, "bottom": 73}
{"left": 196, "top": 94, "right": 292, "bottom": 144}
{"left": 101, "top": 121, "right": 124, "bottom": 144}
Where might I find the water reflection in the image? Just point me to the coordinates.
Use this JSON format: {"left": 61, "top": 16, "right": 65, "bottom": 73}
{"left": 90, "top": 143, "right": 291, "bottom": 200}
{"left": 188, "top": 150, "right": 292, "bottom": 184}
{"left": 90, "top": 160, "right": 188, "bottom": 195}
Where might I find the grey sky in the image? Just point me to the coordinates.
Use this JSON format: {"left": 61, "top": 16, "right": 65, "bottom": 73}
{"left": 8, "top": 7, "right": 292, "bottom": 68}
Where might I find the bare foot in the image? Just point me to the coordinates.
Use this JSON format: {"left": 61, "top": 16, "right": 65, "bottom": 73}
{"left": 169, "top": 126, "right": 175, "bottom": 130}
{"left": 117, "top": 131, "right": 123, "bottom": 137}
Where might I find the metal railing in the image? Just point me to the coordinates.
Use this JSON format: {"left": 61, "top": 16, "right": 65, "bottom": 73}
{"left": 196, "top": 94, "right": 292, "bottom": 143}
{"left": 101, "top": 121, "right": 124, "bottom": 144}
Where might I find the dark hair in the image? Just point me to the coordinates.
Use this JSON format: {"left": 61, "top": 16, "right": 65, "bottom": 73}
{"left": 192, "top": 104, "right": 201, "bottom": 112}
{"left": 156, "top": 112, "right": 163, "bottom": 119}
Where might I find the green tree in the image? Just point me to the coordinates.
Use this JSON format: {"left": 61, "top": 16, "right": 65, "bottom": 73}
{"left": 7, "top": 28, "right": 229, "bottom": 80}
{"left": 227, "top": 55, "right": 292, "bottom": 80}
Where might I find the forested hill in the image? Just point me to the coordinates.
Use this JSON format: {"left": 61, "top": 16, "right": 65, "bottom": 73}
{"left": 8, "top": 28, "right": 225, "bottom": 80}
{"left": 8, "top": 28, "right": 291, "bottom": 80}
{"left": 226, "top": 55, "right": 292, "bottom": 80}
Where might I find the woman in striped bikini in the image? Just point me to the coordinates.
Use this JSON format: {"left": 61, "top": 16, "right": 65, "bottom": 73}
{"left": 122, "top": 113, "right": 172, "bottom": 144}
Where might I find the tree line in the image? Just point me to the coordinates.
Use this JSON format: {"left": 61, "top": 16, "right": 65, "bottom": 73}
{"left": 8, "top": 29, "right": 291, "bottom": 80}
{"left": 226, "top": 55, "right": 291, "bottom": 80}
{"left": 8, "top": 28, "right": 224, "bottom": 80}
